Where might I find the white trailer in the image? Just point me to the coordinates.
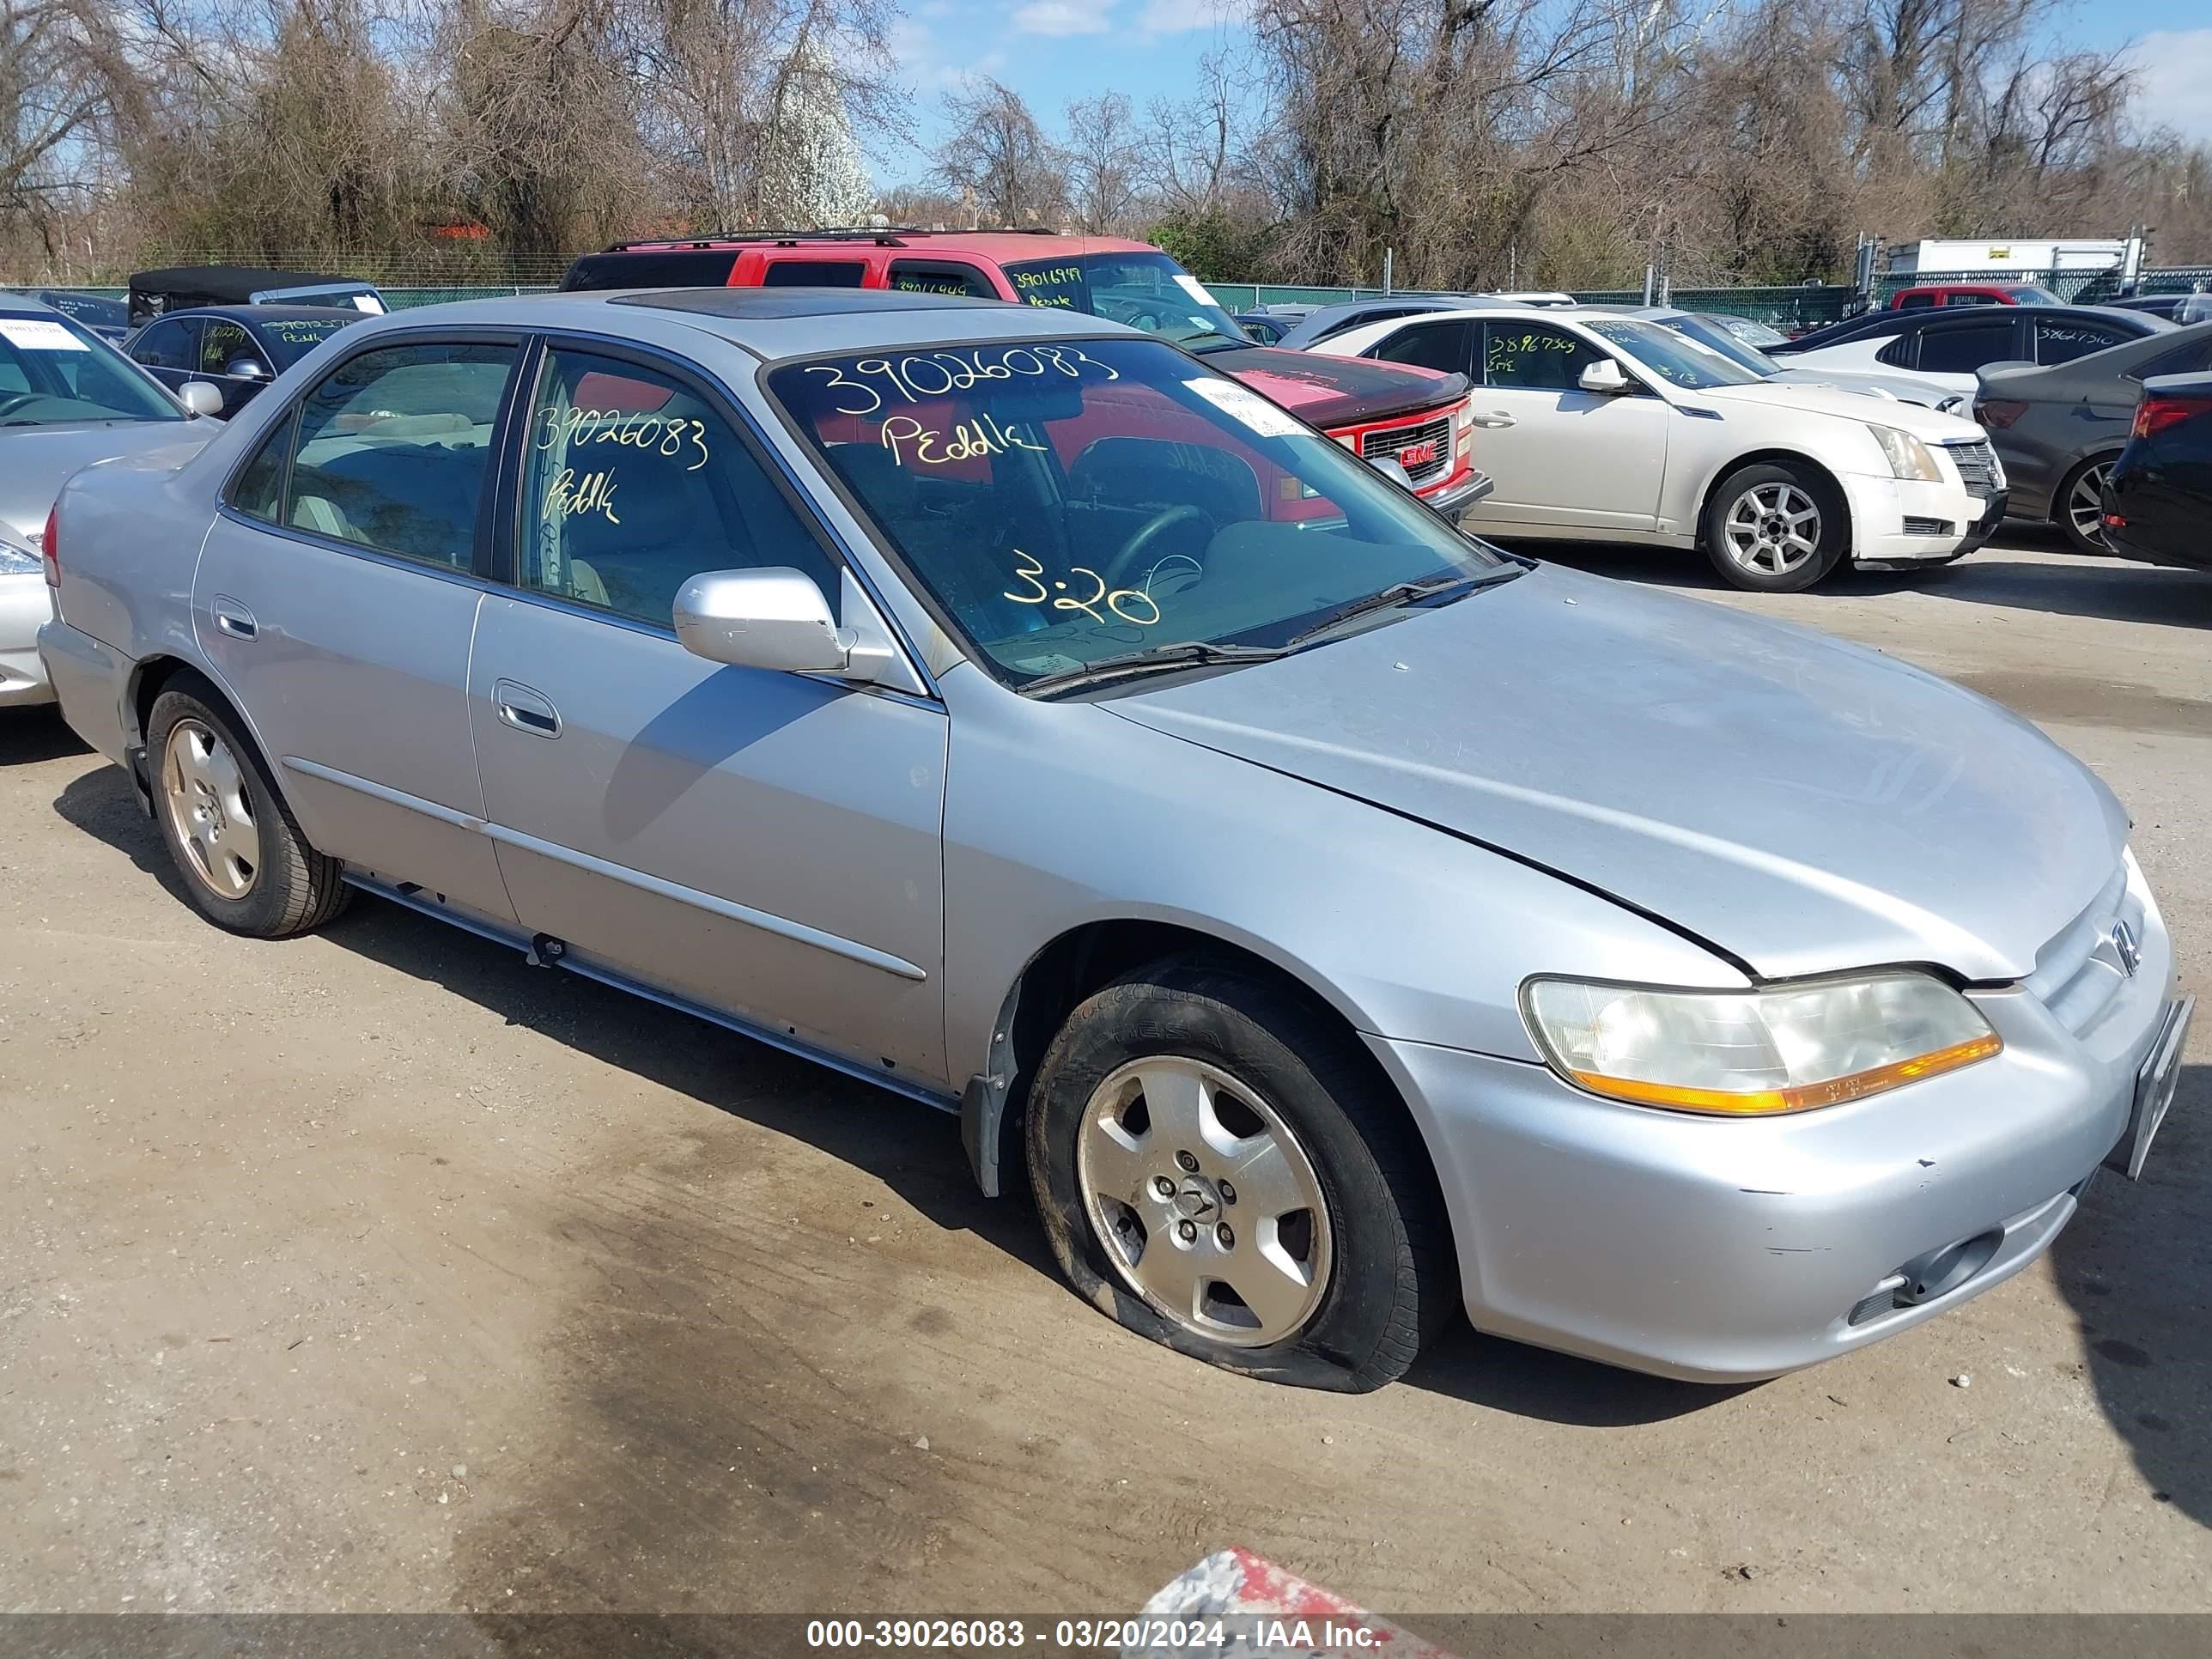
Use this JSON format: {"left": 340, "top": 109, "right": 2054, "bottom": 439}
{"left": 1887, "top": 238, "right": 2129, "bottom": 276}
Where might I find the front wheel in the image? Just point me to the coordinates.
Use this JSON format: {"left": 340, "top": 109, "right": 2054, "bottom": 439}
{"left": 1025, "top": 960, "right": 1452, "bottom": 1391}
{"left": 1703, "top": 461, "right": 1850, "bottom": 592}
{"left": 2057, "top": 455, "right": 2118, "bottom": 556}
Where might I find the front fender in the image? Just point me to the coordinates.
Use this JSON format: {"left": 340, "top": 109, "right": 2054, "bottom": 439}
{"left": 939, "top": 683, "right": 1744, "bottom": 1091}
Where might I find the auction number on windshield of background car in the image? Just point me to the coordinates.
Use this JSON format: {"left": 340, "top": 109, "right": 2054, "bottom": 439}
{"left": 802, "top": 346, "right": 1119, "bottom": 416}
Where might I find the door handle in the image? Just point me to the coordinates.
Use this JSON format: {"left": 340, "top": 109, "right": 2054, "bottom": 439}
{"left": 494, "top": 678, "right": 561, "bottom": 738}
{"left": 1468, "top": 410, "right": 1518, "bottom": 428}
{"left": 210, "top": 596, "right": 258, "bottom": 640}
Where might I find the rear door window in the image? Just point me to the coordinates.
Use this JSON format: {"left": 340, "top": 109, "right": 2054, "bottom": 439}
{"left": 2033, "top": 318, "right": 2132, "bottom": 365}
{"left": 1942, "top": 293, "right": 1996, "bottom": 307}
{"left": 1373, "top": 319, "right": 1474, "bottom": 376}
{"left": 281, "top": 341, "right": 516, "bottom": 568}
{"left": 760, "top": 259, "right": 867, "bottom": 288}
{"left": 133, "top": 319, "right": 198, "bottom": 371}
{"left": 1897, "top": 293, "right": 1935, "bottom": 310}
{"left": 887, "top": 260, "right": 996, "bottom": 298}
{"left": 1914, "top": 319, "right": 2019, "bottom": 374}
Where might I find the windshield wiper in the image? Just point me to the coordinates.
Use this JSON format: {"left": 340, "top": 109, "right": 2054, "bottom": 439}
{"left": 1280, "top": 569, "right": 1516, "bottom": 649}
{"left": 1023, "top": 640, "right": 1288, "bottom": 697}
{"left": 1183, "top": 334, "right": 1254, "bottom": 355}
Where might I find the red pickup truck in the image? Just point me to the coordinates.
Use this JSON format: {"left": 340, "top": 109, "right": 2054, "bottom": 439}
{"left": 564, "top": 230, "right": 1489, "bottom": 517}
{"left": 1889, "top": 283, "right": 2063, "bottom": 310}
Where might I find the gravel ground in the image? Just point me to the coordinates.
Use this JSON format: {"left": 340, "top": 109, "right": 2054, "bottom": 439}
{"left": 1, "top": 535, "right": 2205, "bottom": 1618}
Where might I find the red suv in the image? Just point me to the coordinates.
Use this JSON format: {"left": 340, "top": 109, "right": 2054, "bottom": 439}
{"left": 563, "top": 231, "right": 1488, "bottom": 515}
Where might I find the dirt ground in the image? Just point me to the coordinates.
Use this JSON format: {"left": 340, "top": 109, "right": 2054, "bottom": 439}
{"left": 2, "top": 537, "right": 2206, "bottom": 1619}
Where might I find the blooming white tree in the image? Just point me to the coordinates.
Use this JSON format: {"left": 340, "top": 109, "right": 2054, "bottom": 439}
{"left": 756, "top": 36, "right": 876, "bottom": 228}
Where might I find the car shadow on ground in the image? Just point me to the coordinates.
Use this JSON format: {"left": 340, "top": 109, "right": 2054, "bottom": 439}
{"left": 52, "top": 756, "right": 1735, "bottom": 1430}
{"left": 1521, "top": 529, "right": 2212, "bottom": 629}
{"left": 0, "top": 706, "right": 92, "bottom": 765}
{"left": 2051, "top": 1061, "right": 2212, "bottom": 1535}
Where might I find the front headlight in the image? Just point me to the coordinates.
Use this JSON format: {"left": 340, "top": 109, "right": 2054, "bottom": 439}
{"left": 1866, "top": 422, "right": 1943, "bottom": 483}
{"left": 1522, "top": 972, "right": 2000, "bottom": 1116}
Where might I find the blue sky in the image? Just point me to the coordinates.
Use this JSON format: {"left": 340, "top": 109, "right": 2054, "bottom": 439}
{"left": 872, "top": 0, "right": 2212, "bottom": 184}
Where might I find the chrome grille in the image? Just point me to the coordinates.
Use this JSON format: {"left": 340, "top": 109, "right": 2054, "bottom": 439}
{"left": 2022, "top": 863, "right": 2144, "bottom": 1037}
{"left": 1359, "top": 413, "right": 1453, "bottom": 483}
{"left": 1944, "top": 439, "right": 2003, "bottom": 495}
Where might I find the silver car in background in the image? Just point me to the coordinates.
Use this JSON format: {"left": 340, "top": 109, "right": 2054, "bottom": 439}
{"left": 1, "top": 301, "right": 222, "bottom": 547}
{"left": 38, "top": 289, "right": 2190, "bottom": 1390}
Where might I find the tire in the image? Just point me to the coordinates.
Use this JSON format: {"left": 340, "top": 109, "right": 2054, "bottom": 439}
{"left": 1702, "top": 460, "right": 1850, "bottom": 592}
{"left": 2056, "top": 454, "right": 2118, "bottom": 556}
{"left": 146, "top": 676, "right": 350, "bottom": 939}
{"left": 1024, "top": 958, "right": 1453, "bottom": 1392}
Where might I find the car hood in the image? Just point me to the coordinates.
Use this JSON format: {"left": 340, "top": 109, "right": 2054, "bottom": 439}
{"left": 1204, "top": 345, "right": 1468, "bottom": 429}
{"left": 1, "top": 421, "right": 217, "bottom": 542}
{"left": 1684, "top": 380, "right": 1984, "bottom": 440}
{"left": 1768, "top": 366, "right": 1965, "bottom": 409}
{"left": 1105, "top": 564, "right": 2124, "bottom": 982}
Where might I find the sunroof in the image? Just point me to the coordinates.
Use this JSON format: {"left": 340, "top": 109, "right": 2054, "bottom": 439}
{"left": 608, "top": 289, "right": 1001, "bottom": 319}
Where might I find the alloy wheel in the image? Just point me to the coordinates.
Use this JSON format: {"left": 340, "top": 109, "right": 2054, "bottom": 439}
{"left": 2068, "top": 463, "right": 2112, "bottom": 550}
{"left": 1076, "top": 1056, "right": 1333, "bottom": 1347}
{"left": 1722, "top": 482, "right": 1824, "bottom": 576}
{"left": 161, "top": 718, "right": 260, "bottom": 900}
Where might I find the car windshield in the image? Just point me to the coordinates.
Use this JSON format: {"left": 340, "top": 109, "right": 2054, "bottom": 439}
{"left": 258, "top": 313, "right": 361, "bottom": 367}
{"left": 767, "top": 337, "right": 1512, "bottom": 690}
{"left": 1000, "top": 253, "right": 1247, "bottom": 351}
{"left": 1710, "top": 314, "right": 1789, "bottom": 349}
{"left": 1583, "top": 319, "right": 1767, "bottom": 390}
{"left": 0, "top": 313, "right": 184, "bottom": 424}
{"left": 264, "top": 285, "right": 386, "bottom": 315}
{"left": 1657, "top": 315, "right": 1783, "bottom": 377}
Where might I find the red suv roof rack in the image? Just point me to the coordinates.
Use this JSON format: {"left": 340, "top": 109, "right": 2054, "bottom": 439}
{"left": 602, "top": 226, "right": 1068, "bottom": 252}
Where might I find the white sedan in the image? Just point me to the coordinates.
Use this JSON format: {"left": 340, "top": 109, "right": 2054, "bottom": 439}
{"left": 1313, "top": 307, "right": 2008, "bottom": 591}
{"left": 0, "top": 522, "right": 53, "bottom": 706}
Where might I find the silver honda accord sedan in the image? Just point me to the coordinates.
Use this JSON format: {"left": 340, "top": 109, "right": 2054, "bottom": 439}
{"left": 38, "top": 288, "right": 2191, "bottom": 1390}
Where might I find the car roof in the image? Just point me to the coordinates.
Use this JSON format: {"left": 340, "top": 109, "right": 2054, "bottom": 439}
{"left": 135, "top": 303, "right": 364, "bottom": 326}
{"left": 599, "top": 230, "right": 1164, "bottom": 264}
{"left": 0, "top": 296, "right": 64, "bottom": 319}
{"left": 332, "top": 286, "right": 1133, "bottom": 360}
{"left": 130, "top": 265, "right": 368, "bottom": 295}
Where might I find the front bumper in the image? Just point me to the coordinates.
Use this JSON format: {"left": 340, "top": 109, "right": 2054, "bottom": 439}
{"left": 1369, "top": 872, "right": 2180, "bottom": 1382}
{"left": 1420, "top": 469, "right": 1495, "bottom": 521}
{"left": 0, "top": 577, "right": 56, "bottom": 706}
{"left": 1840, "top": 471, "right": 1996, "bottom": 569}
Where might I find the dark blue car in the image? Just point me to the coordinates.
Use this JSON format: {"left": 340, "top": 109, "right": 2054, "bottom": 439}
{"left": 125, "top": 304, "right": 364, "bottom": 417}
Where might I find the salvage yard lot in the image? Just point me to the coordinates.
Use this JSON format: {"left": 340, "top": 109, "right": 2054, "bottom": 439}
{"left": 2, "top": 535, "right": 2206, "bottom": 1616}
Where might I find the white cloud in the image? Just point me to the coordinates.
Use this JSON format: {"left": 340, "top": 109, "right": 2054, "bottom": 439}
{"left": 2128, "top": 29, "right": 2212, "bottom": 142}
{"left": 889, "top": 21, "right": 1008, "bottom": 91}
{"left": 1012, "top": 1, "right": 1110, "bottom": 36}
{"left": 1137, "top": 0, "right": 1251, "bottom": 33}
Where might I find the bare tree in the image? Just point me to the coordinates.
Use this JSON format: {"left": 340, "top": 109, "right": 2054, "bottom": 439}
{"left": 931, "top": 76, "right": 1065, "bottom": 227}
{"left": 1062, "top": 92, "right": 1139, "bottom": 234}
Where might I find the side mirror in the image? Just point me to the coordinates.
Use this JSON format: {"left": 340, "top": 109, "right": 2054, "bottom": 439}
{"left": 224, "top": 358, "right": 269, "bottom": 381}
{"left": 673, "top": 566, "right": 908, "bottom": 686}
{"left": 178, "top": 381, "right": 224, "bottom": 417}
{"left": 1578, "top": 358, "right": 1632, "bottom": 394}
{"left": 1367, "top": 455, "right": 1418, "bottom": 492}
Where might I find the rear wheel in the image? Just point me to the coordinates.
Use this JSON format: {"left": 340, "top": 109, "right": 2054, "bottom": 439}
{"left": 1025, "top": 959, "right": 1453, "bottom": 1391}
{"left": 147, "top": 679, "right": 349, "bottom": 938}
{"left": 2057, "top": 455, "right": 2118, "bottom": 556}
{"left": 1703, "top": 461, "right": 1850, "bottom": 592}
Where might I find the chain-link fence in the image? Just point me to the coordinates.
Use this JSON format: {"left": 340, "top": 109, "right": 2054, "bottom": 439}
{"left": 19, "top": 260, "right": 2212, "bottom": 329}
